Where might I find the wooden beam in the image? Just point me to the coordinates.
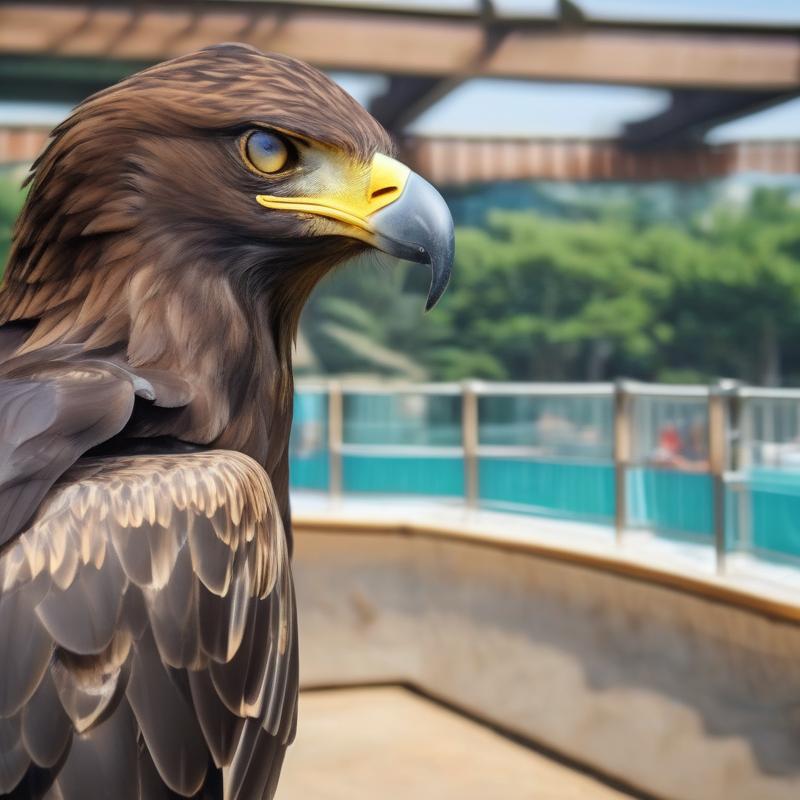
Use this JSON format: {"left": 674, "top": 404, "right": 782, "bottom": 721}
{"left": 623, "top": 89, "right": 799, "bottom": 148}
{"left": 0, "top": 127, "right": 50, "bottom": 164}
{"left": 401, "top": 137, "right": 800, "bottom": 185}
{"left": 485, "top": 29, "right": 800, "bottom": 89}
{"left": 1, "top": 3, "right": 799, "bottom": 89}
{"left": 368, "top": 75, "right": 444, "bottom": 132}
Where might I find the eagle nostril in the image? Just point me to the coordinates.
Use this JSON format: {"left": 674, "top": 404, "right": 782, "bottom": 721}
{"left": 370, "top": 186, "right": 397, "bottom": 200}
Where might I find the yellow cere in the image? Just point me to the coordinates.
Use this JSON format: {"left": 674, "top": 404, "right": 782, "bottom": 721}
{"left": 255, "top": 153, "right": 411, "bottom": 232}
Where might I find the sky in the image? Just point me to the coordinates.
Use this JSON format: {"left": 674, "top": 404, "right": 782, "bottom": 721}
{"left": 576, "top": 0, "right": 800, "bottom": 26}
{"left": 708, "top": 98, "right": 800, "bottom": 144}
{"left": 404, "top": 81, "right": 670, "bottom": 139}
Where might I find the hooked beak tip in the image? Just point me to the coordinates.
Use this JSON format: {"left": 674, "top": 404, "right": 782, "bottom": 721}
{"left": 424, "top": 253, "right": 452, "bottom": 312}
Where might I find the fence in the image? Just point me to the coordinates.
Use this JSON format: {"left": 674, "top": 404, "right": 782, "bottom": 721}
{"left": 726, "top": 387, "right": 800, "bottom": 570}
{"left": 289, "top": 379, "right": 800, "bottom": 574}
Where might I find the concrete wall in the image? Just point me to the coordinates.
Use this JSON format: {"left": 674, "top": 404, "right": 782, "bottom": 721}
{"left": 293, "top": 526, "right": 800, "bottom": 800}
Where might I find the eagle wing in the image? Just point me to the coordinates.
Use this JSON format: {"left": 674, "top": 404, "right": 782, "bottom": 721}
{"left": 0, "top": 450, "right": 297, "bottom": 799}
{"left": 0, "top": 347, "right": 194, "bottom": 549}
{"left": 0, "top": 364, "right": 135, "bottom": 549}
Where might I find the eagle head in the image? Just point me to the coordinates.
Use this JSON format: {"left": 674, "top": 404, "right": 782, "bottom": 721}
{"left": 22, "top": 43, "right": 451, "bottom": 311}
{"left": 142, "top": 44, "right": 452, "bottom": 306}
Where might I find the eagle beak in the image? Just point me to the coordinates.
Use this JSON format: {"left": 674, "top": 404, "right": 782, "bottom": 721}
{"left": 256, "top": 153, "right": 454, "bottom": 311}
{"left": 367, "top": 167, "right": 454, "bottom": 311}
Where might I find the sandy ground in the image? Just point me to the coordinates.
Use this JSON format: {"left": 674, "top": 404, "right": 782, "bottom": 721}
{"left": 278, "top": 687, "right": 633, "bottom": 799}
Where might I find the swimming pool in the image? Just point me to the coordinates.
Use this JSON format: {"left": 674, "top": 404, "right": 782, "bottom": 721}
{"left": 289, "top": 386, "right": 800, "bottom": 565}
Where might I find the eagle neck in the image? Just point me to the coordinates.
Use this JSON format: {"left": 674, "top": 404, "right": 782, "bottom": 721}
{"left": 123, "top": 251, "right": 293, "bottom": 469}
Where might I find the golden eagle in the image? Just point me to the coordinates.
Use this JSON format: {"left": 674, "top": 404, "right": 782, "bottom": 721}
{"left": 0, "top": 44, "right": 453, "bottom": 798}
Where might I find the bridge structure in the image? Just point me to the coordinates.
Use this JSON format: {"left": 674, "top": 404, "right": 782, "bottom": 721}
{"left": 1, "top": 0, "right": 799, "bottom": 181}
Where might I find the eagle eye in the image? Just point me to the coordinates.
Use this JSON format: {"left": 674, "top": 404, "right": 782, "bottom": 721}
{"left": 244, "top": 130, "right": 290, "bottom": 175}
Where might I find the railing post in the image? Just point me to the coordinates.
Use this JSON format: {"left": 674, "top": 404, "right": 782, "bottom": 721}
{"left": 708, "top": 379, "right": 737, "bottom": 574}
{"left": 733, "top": 387, "right": 752, "bottom": 553}
{"left": 462, "top": 381, "right": 479, "bottom": 508}
{"left": 735, "top": 390, "right": 750, "bottom": 473}
{"left": 328, "top": 380, "right": 343, "bottom": 500}
{"left": 613, "top": 379, "right": 632, "bottom": 546}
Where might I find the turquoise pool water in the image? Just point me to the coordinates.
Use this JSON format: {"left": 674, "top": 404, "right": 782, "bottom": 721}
{"left": 290, "top": 452, "right": 329, "bottom": 491}
{"left": 626, "top": 468, "right": 714, "bottom": 541}
{"left": 342, "top": 454, "right": 464, "bottom": 496}
{"left": 736, "top": 468, "right": 800, "bottom": 562}
{"left": 478, "top": 458, "right": 615, "bottom": 523}
{"left": 289, "top": 448, "right": 800, "bottom": 561}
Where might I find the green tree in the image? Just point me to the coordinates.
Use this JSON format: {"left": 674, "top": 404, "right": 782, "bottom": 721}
{"left": 427, "top": 211, "right": 670, "bottom": 381}
{"left": 0, "top": 168, "right": 27, "bottom": 279}
{"left": 658, "top": 189, "right": 800, "bottom": 385}
{"left": 303, "top": 185, "right": 800, "bottom": 386}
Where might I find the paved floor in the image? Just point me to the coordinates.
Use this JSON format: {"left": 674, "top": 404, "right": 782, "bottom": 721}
{"left": 278, "top": 687, "right": 633, "bottom": 799}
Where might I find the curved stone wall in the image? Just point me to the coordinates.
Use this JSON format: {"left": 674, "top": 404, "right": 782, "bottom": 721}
{"left": 292, "top": 523, "right": 800, "bottom": 800}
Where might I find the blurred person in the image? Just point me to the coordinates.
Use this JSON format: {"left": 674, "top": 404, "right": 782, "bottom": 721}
{"left": 651, "top": 418, "right": 709, "bottom": 472}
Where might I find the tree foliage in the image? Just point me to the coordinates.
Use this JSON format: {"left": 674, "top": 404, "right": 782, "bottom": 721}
{"left": 303, "top": 184, "right": 800, "bottom": 386}
{"left": 0, "top": 168, "right": 27, "bottom": 277}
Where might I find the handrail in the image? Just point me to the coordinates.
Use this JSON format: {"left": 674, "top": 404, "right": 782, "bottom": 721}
{"left": 296, "top": 379, "right": 615, "bottom": 396}
{"left": 475, "top": 446, "right": 611, "bottom": 462}
{"left": 296, "top": 378, "right": 800, "bottom": 401}
{"left": 622, "top": 381, "right": 710, "bottom": 398}
{"left": 340, "top": 382, "right": 463, "bottom": 395}
{"left": 738, "top": 387, "right": 800, "bottom": 400}
{"left": 337, "top": 442, "right": 612, "bottom": 462}
{"left": 471, "top": 381, "right": 614, "bottom": 396}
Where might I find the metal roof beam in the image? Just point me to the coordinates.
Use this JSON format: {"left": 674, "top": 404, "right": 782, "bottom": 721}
{"left": 623, "top": 90, "right": 799, "bottom": 149}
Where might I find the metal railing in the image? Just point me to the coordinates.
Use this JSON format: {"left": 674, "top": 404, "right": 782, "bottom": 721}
{"left": 725, "top": 387, "right": 800, "bottom": 571}
{"left": 290, "top": 378, "right": 800, "bottom": 576}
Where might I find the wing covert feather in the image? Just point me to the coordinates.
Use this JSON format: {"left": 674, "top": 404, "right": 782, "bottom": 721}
{"left": 0, "top": 367, "right": 135, "bottom": 548}
{"left": 0, "top": 450, "right": 297, "bottom": 798}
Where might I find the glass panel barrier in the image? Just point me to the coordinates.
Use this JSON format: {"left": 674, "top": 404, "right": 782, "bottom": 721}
{"left": 726, "top": 390, "right": 800, "bottom": 565}
{"left": 341, "top": 387, "right": 464, "bottom": 497}
{"left": 476, "top": 385, "right": 616, "bottom": 522}
{"left": 342, "top": 390, "right": 462, "bottom": 446}
{"left": 290, "top": 380, "right": 800, "bottom": 581}
{"left": 289, "top": 388, "right": 329, "bottom": 491}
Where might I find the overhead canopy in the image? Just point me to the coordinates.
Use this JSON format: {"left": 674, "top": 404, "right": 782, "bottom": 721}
{"left": 0, "top": 1, "right": 798, "bottom": 152}
{"left": 0, "top": 1, "right": 797, "bottom": 89}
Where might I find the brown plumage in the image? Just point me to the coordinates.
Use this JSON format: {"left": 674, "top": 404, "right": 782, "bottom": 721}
{"left": 0, "top": 42, "right": 453, "bottom": 798}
